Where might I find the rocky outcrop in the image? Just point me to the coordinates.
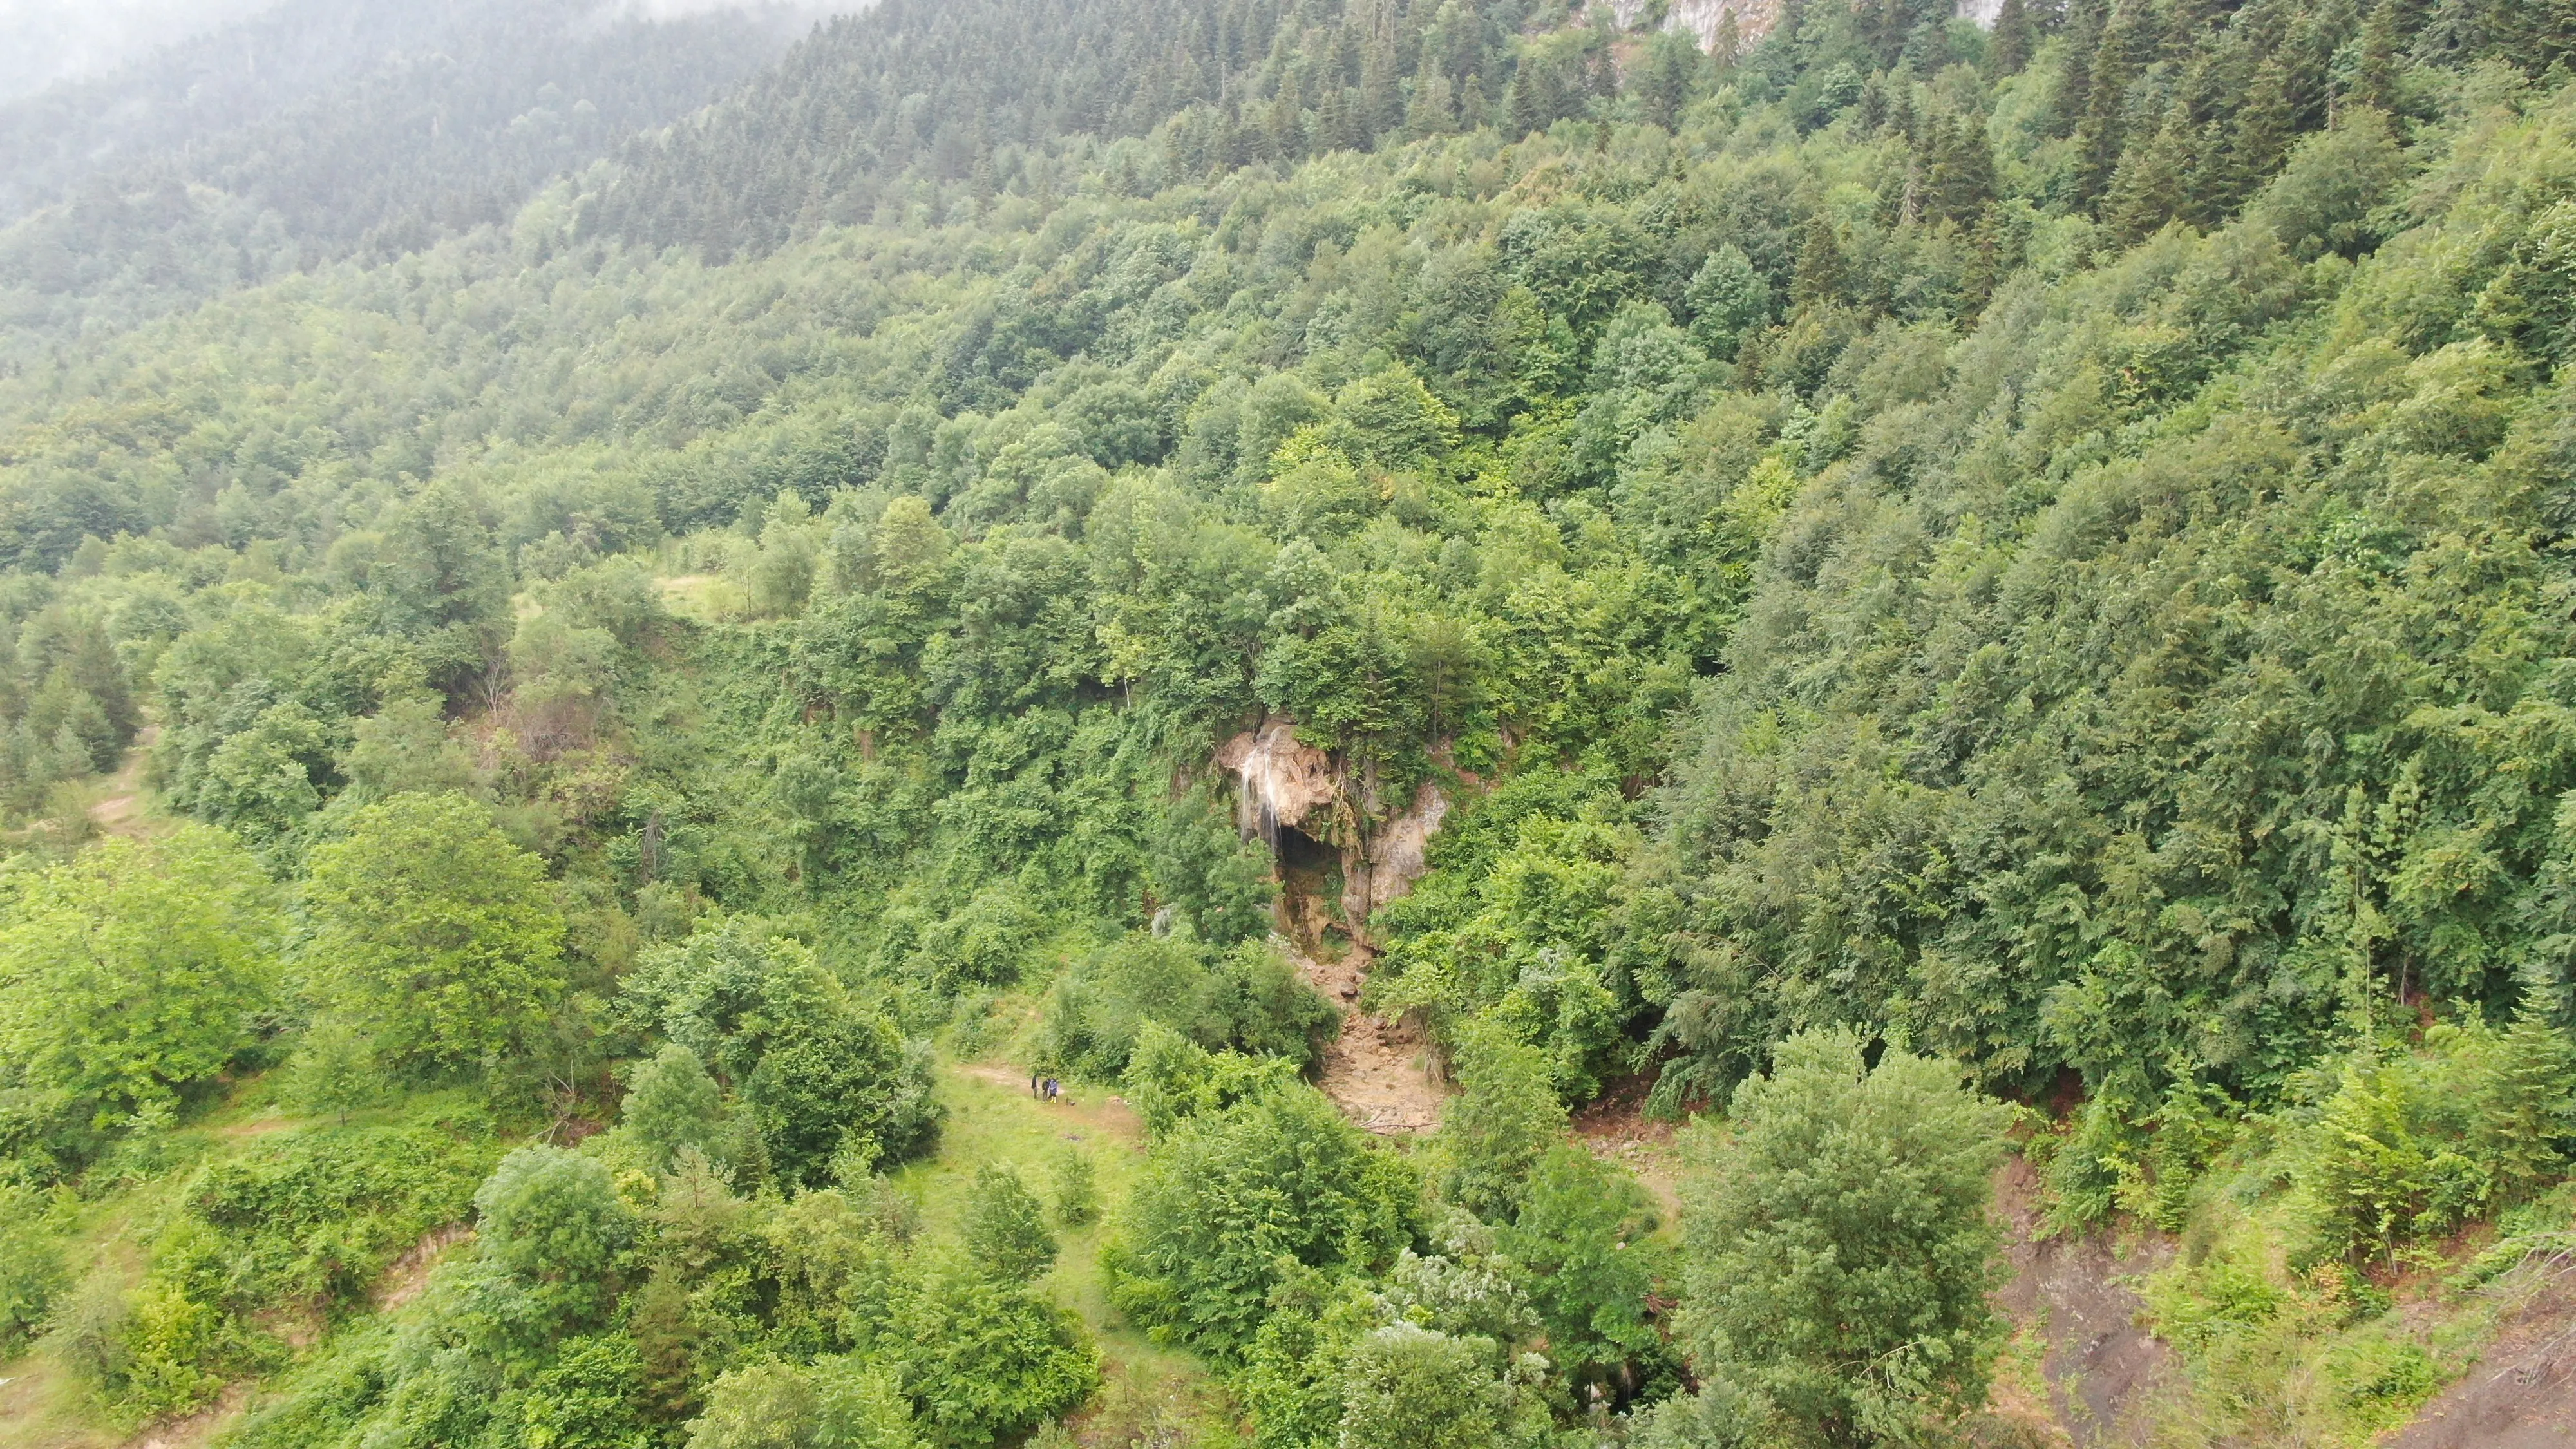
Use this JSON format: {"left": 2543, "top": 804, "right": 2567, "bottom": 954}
{"left": 1344, "top": 781, "right": 1448, "bottom": 927}
{"left": 1215, "top": 718, "right": 1348, "bottom": 849}
{"left": 1615, "top": 0, "right": 1995, "bottom": 50}
{"left": 1613, "top": 0, "right": 1785, "bottom": 48}
{"left": 1213, "top": 718, "right": 1450, "bottom": 947}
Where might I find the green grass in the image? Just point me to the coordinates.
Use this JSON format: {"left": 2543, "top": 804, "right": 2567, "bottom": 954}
{"left": 896, "top": 1056, "right": 1237, "bottom": 1439}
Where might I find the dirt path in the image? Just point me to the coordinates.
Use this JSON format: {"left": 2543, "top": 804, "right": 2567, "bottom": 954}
{"left": 1291, "top": 947, "right": 1445, "bottom": 1135}
{"left": 86, "top": 726, "right": 156, "bottom": 837}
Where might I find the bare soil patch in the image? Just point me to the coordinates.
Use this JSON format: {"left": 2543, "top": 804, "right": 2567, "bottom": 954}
{"left": 1571, "top": 1072, "right": 1683, "bottom": 1219}
{"left": 1290, "top": 947, "right": 1445, "bottom": 1135}
{"left": 376, "top": 1224, "right": 473, "bottom": 1312}
{"left": 2387, "top": 1249, "right": 2576, "bottom": 1449}
{"left": 1989, "top": 1157, "right": 2179, "bottom": 1447}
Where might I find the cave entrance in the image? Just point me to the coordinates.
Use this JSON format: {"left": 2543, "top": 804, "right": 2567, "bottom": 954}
{"left": 1274, "top": 822, "right": 1334, "bottom": 874}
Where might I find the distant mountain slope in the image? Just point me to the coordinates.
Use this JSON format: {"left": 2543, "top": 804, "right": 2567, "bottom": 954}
{"left": 0, "top": 0, "right": 829, "bottom": 348}
{"left": 578, "top": 0, "right": 1536, "bottom": 260}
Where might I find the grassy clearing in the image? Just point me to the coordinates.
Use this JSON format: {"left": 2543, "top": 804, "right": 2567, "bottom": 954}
{"left": 900, "top": 1055, "right": 1244, "bottom": 1444}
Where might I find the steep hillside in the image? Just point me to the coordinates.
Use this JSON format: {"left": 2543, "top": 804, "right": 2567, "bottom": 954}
{"left": 0, "top": 1, "right": 2573, "bottom": 1448}
{"left": 0, "top": 0, "right": 826, "bottom": 352}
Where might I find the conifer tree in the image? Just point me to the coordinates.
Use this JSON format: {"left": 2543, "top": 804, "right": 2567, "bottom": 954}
{"left": 1989, "top": 0, "right": 2034, "bottom": 77}
{"left": 1925, "top": 112, "right": 1998, "bottom": 229}
{"left": 1790, "top": 213, "right": 1848, "bottom": 308}
{"left": 2353, "top": 0, "right": 2403, "bottom": 115}
{"left": 2071, "top": 0, "right": 2159, "bottom": 205}
{"left": 2102, "top": 109, "right": 2188, "bottom": 242}
{"left": 2049, "top": 0, "right": 2105, "bottom": 138}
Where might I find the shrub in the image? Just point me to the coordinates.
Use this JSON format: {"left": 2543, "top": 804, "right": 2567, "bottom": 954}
{"left": 1107, "top": 1083, "right": 1418, "bottom": 1358}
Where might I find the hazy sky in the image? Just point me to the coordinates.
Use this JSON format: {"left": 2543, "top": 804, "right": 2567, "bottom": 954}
{"left": 0, "top": 0, "right": 830, "bottom": 104}
{"left": 0, "top": 0, "right": 272, "bottom": 100}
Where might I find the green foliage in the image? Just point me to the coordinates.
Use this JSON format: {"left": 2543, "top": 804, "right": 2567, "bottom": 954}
{"left": 1499, "top": 1145, "right": 1671, "bottom": 1388}
{"left": 688, "top": 1356, "right": 922, "bottom": 1449}
{"left": 1108, "top": 1083, "right": 1419, "bottom": 1359}
{"left": 961, "top": 1164, "right": 1056, "bottom": 1285}
{"left": 519, "top": 1332, "right": 658, "bottom": 1448}
{"left": 620, "top": 921, "right": 940, "bottom": 1184}
{"left": 9, "top": 0, "right": 2576, "bottom": 1437}
{"left": 476, "top": 1146, "right": 637, "bottom": 1289}
{"left": 0, "top": 826, "right": 278, "bottom": 1136}
{"left": 301, "top": 791, "right": 567, "bottom": 1074}
{"left": 1048, "top": 1147, "right": 1097, "bottom": 1228}
{"left": 1334, "top": 1323, "right": 1547, "bottom": 1449}
{"left": 893, "top": 1265, "right": 1099, "bottom": 1447}
{"left": 1374, "top": 812, "right": 1640, "bottom": 1099}
{"left": 1432, "top": 1019, "right": 1569, "bottom": 1223}
{"left": 1117, "top": 1021, "right": 1300, "bottom": 1139}
{"left": 613, "top": 1041, "right": 729, "bottom": 1174}
{"left": 186, "top": 1125, "right": 497, "bottom": 1314}
{"left": 1679, "top": 1028, "right": 2011, "bottom": 1446}
{"left": 0, "top": 1180, "right": 67, "bottom": 1352}
{"left": 285, "top": 1020, "right": 383, "bottom": 1128}
{"left": 2293, "top": 1013, "right": 2576, "bottom": 1264}
{"left": 1149, "top": 792, "right": 1277, "bottom": 948}
{"left": 1036, "top": 934, "right": 1335, "bottom": 1081}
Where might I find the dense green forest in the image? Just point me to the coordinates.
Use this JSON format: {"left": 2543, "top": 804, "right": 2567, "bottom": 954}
{"left": 3, "top": 0, "right": 2576, "bottom": 1445}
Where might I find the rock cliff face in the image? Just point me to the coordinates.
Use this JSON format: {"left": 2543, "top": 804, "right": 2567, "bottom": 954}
{"left": 1611, "top": 0, "right": 1785, "bottom": 48}
{"left": 1213, "top": 718, "right": 1448, "bottom": 947}
{"left": 1613, "top": 0, "right": 1996, "bottom": 48}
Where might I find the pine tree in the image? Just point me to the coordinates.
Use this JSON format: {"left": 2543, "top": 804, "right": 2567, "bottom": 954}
{"left": 2477, "top": 996, "right": 2576, "bottom": 1201}
{"left": 1714, "top": 10, "right": 1743, "bottom": 71}
{"left": 1959, "top": 202, "right": 2006, "bottom": 316}
{"left": 2101, "top": 110, "right": 2187, "bottom": 243}
{"left": 1990, "top": 0, "right": 2034, "bottom": 77}
{"left": 2072, "top": 0, "right": 2159, "bottom": 205}
{"left": 1790, "top": 213, "right": 1848, "bottom": 308}
{"left": 2225, "top": 56, "right": 2297, "bottom": 213}
{"left": 1926, "top": 113, "right": 1999, "bottom": 229}
{"left": 1636, "top": 30, "right": 1700, "bottom": 131}
{"left": 2353, "top": 0, "right": 2402, "bottom": 115}
{"left": 2049, "top": 0, "right": 2105, "bottom": 139}
{"left": 1459, "top": 71, "right": 1489, "bottom": 128}
{"left": 1407, "top": 68, "right": 1455, "bottom": 137}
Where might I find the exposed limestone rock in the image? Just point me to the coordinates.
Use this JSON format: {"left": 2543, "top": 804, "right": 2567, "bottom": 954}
{"left": 1342, "top": 781, "right": 1449, "bottom": 927}
{"left": 1611, "top": 0, "right": 1784, "bottom": 48}
{"left": 1214, "top": 717, "right": 1347, "bottom": 848}
{"left": 1214, "top": 717, "right": 1451, "bottom": 947}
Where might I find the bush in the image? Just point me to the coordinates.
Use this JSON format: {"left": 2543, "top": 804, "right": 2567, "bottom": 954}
{"left": 0, "top": 1181, "right": 66, "bottom": 1352}
{"left": 1434, "top": 1019, "right": 1567, "bottom": 1223}
{"left": 187, "top": 1125, "right": 496, "bottom": 1311}
{"left": 2293, "top": 1010, "right": 2576, "bottom": 1264}
{"left": 962, "top": 1164, "right": 1056, "bottom": 1284}
{"left": 1034, "top": 934, "right": 1334, "bottom": 1081}
{"left": 472, "top": 1146, "right": 636, "bottom": 1326}
{"left": 896, "top": 1267, "right": 1097, "bottom": 1448}
{"left": 620, "top": 923, "right": 941, "bottom": 1184}
{"left": 1048, "top": 1148, "right": 1096, "bottom": 1227}
{"left": 520, "top": 1332, "right": 655, "bottom": 1448}
{"left": 1107, "top": 1083, "right": 1418, "bottom": 1358}
{"left": 1336, "top": 1323, "right": 1548, "bottom": 1449}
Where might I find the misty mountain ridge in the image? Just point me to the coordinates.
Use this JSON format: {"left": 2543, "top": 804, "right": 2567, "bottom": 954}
{"left": 0, "top": 0, "right": 842, "bottom": 351}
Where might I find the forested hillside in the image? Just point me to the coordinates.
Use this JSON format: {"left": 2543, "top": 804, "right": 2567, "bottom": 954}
{"left": 4, "top": 0, "right": 2576, "bottom": 1446}
{"left": 0, "top": 0, "right": 824, "bottom": 354}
